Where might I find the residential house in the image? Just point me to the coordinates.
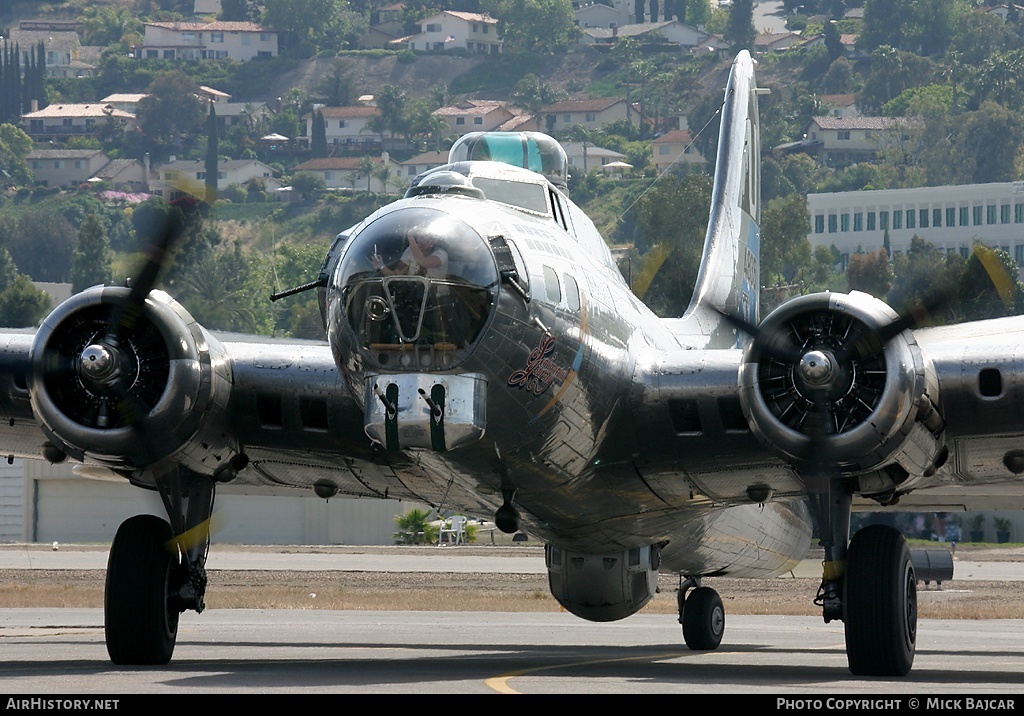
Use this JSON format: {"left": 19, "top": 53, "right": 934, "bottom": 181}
{"left": 432, "top": 100, "right": 517, "bottom": 136}
{"left": 357, "top": 25, "right": 402, "bottom": 50}
{"left": 289, "top": 156, "right": 403, "bottom": 194}
{"left": 9, "top": 28, "right": 91, "bottom": 78}
{"left": 101, "top": 87, "right": 231, "bottom": 116}
{"left": 372, "top": 3, "right": 407, "bottom": 35}
{"left": 211, "top": 102, "right": 274, "bottom": 134}
{"left": 398, "top": 11, "right": 502, "bottom": 54}
{"left": 651, "top": 129, "right": 706, "bottom": 174}
{"left": 541, "top": 98, "right": 631, "bottom": 133}
{"left": 100, "top": 93, "right": 148, "bottom": 114}
{"left": 398, "top": 150, "right": 450, "bottom": 184}
{"left": 133, "top": 21, "right": 278, "bottom": 62}
{"left": 579, "top": 21, "right": 709, "bottom": 48}
{"left": 986, "top": 3, "right": 1024, "bottom": 21}
{"left": 90, "top": 158, "right": 149, "bottom": 191}
{"left": 26, "top": 150, "right": 149, "bottom": 190}
{"left": 817, "top": 94, "right": 861, "bottom": 119}
{"left": 21, "top": 103, "right": 135, "bottom": 142}
{"left": 754, "top": 32, "right": 815, "bottom": 53}
{"left": 27, "top": 150, "right": 112, "bottom": 187}
{"left": 806, "top": 116, "right": 920, "bottom": 166}
{"left": 574, "top": 2, "right": 630, "bottom": 29}
{"left": 305, "top": 106, "right": 382, "bottom": 151}
{"left": 149, "top": 158, "right": 281, "bottom": 201}
{"left": 560, "top": 141, "right": 627, "bottom": 174}
{"left": 199, "top": 86, "right": 232, "bottom": 103}
{"left": 839, "top": 33, "right": 864, "bottom": 59}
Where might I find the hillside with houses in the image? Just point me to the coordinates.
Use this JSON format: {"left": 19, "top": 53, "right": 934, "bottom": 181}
{"left": 0, "top": 0, "right": 1021, "bottom": 335}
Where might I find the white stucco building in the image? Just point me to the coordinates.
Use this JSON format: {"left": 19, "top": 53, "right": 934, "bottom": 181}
{"left": 807, "top": 181, "right": 1024, "bottom": 272}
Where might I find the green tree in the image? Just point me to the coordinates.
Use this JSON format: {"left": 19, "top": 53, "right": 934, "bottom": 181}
{"left": 8, "top": 208, "right": 77, "bottom": 283}
{"left": 370, "top": 84, "right": 408, "bottom": 142}
{"left": 888, "top": 236, "right": 962, "bottom": 322}
{"left": 631, "top": 172, "right": 713, "bottom": 315}
{"left": 511, "top": 74, "right": 565, "bottom": 118}
{"left": 136, "top": 72, "right": 205, "bottom": 161}
{"left": 0, "top": 123, "right": 32, "bottom": 185}
{"left": 80, "top": 4, "right": 143, "bottom": 48}
{"left": 685, "top": 0, "right": 711, "bottom": 27}
{"left": 311, "top": 110, "right": 328, "bottom": 158}
{"left": 860, "top": 0, "right": 969, "bottom": 56}
{"left": 220, "top": 0, "right": 260, "bottom": 21}
{"left": 261, "top": 0, "right": 345, "bottom": 54}
{"left": 205, "top": 102, "right": 219, "bottom": 206}
{"left": 725, "top": 0, "right": 756, "bottom": 53}
{"left": 946, "top": 101, "right": 1024, "bottom": 184}
{"left": 175, "top": 243, "right": 274, "bottom": 334}
{"left": 481, "top": 0, "right": 579, "bottom": 52}
{"left": 71, "top": 214, "right": 113, "bottom": 293}
{"left": 0, "top": 274, "right": 51, "bottom": 328}
{"left": 823, "top": 20, "right": 843, "bottom": 62}
{"left": 291, "top": 172, "right": 326, "bottom": 200}
{"left": 315, "top": 59, "right": 356, "bottom": 107}
{"left": 760, "top": 194, "right": 812, "bottom": 287}
{"left": 954, "top": 243, "right": 1024, "bottom": 322}
{"left": 846, "top": 249, "right": 894, "bottom": 298}
{"left": 393, "top": 507, "right": 438, "bottom": 545}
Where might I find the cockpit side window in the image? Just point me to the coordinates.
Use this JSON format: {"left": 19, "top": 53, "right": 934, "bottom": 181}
{"left": 472, "top": 177, "right": 548, "bottom": 214}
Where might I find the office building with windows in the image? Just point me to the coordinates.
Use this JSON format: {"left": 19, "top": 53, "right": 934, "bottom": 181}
{"left": 807, "top": 182, "right": 1024, "bottom": 272}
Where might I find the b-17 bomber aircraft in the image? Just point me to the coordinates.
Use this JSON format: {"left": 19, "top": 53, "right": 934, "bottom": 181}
{"left": 2, "top": 50, "right": 1021, "bottom": 677}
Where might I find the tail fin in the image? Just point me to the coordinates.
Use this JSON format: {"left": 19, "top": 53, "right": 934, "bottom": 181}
{"left": 671, "top": 50, "right": 763, "bottom": 347}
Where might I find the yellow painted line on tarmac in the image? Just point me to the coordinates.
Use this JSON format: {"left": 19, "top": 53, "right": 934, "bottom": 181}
{"left": 485, "top": 651, "right": 683, "bottom": 693}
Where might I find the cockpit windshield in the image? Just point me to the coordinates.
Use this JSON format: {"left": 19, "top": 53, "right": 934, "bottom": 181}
{"left": 336, "top": 207, "right": 498, "bottom": 370}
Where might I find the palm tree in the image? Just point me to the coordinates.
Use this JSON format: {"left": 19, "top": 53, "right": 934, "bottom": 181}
{"left": 393, "top": 508, "right": 438, "bottom": 545}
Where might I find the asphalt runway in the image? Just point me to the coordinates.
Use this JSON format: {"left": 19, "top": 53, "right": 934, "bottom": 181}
{"left": 3, "top": 609, "right": 1024, "bottom": 694}
{"left": 3, "top": 546, "right": 1024, "bottom": 694}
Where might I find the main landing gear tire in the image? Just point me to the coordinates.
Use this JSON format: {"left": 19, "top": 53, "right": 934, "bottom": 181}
{"left": 682, "top": 586, "right": 725, "bottom": 651}
{"left": 844, "top": 524, "right": 917, "bottom": 676}
{"left": 104, "top": 514, "right": 183, "bottom": 665}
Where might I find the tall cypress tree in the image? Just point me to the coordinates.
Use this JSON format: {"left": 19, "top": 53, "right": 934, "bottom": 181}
{"left": 35, "top": 41, "right": 46, "bottom": 110}
{"left": 311, "top": 110, "right": 327, "bottom": 158}
{"left": 22, "top": 48, "right": 33, "bottom": 113}
{"left": 205, "top": 102, "right": 219, "bottom": 205}
{"left": 0, "top": 42, "right": 6, "bottom": 124}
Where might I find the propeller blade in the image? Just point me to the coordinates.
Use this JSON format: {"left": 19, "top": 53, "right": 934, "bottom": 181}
{"left": 836, "top": 291, "right": 948, "bottom": 364}
{"left": 109, "top": 210, "right": 184, "bottom": 345}
{"left": 716, "top": 308, "right": 803, "bottom": 363}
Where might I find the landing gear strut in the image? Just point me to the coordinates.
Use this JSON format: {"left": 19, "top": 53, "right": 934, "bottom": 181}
{"left": 678, "top": 577, "right": 725, "bottom": 651}
{"left": 104, "top": 467, "right": 215, "bottom": 665}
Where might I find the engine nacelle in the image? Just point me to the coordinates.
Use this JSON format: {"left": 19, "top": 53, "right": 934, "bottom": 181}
{"left": 545, "top": 543, "right": 660, "bottom": 622}
{"left": 28, "top": 286, "right": 238, "bottom": 479}
{"left": 739, "top": 292, "right": 946, "bottom": 500}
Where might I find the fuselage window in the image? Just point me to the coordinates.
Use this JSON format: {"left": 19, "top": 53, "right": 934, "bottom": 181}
{"left": 564, "top": 273, "right": 580, "bottom": 311}
{"left": 543, "top": 265, "right": 561, "bottom": 303}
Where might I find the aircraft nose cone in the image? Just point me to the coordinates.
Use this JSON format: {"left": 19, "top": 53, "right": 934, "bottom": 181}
{"left": 799, "top": 350, "right": 834, "bottom": 387}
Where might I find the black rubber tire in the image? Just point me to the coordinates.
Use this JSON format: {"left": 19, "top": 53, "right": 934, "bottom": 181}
{"left": 104, "top": 514, "right": 181, "bottom": 665}
{"left": 682, "top": 586, "right": 725, "bottom": 651}
{"left": 844, "top": 524, "right": 917, "bottom": 676}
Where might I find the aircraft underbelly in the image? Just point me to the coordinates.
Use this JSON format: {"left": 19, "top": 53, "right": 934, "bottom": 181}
{"left": 657, "top": 501, "right": 812, "bottom": 578}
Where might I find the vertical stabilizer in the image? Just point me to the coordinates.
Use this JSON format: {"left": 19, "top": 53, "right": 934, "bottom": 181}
{"left": 668, "top": 51, "right": 762, "bottom": 348}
